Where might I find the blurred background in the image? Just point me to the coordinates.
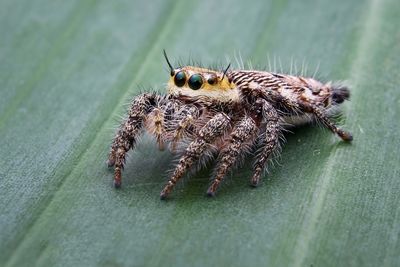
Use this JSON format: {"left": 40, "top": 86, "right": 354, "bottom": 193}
{"left": 1, "top": 0, "right": 399, "bottom": 266}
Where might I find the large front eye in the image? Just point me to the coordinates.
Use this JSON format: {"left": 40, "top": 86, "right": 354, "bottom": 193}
{"left": 174, "top": 71, "right": 186, "bottom": 87}
{"left": 188, "top": 74, "right": 203, "bottom": 90}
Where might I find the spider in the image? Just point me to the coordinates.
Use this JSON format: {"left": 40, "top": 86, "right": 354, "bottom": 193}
{"left": 107, "top": 51, "right": 353, "bottom": 199}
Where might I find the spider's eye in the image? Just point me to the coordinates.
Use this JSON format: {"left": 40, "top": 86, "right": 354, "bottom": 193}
{"left": 174, "top": 71, "right": 186, "bottom": 87}
{"left": 207, "top": 75, "right": 217, "bottom": 85}
{"left": 188, "top": 74, "right": 203, "bottom": 90}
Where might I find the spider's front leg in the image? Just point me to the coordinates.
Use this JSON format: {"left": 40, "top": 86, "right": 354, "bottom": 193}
{"left": 251, "top": 99, "right": 281, "bottom": 187}
{"left": 160, "top": 112, "right": 231, "bottom": 200}
{"left": 108, "top": 93, "right": 157, "bottom": 188}
{"left": 207, "top": 115, "right": 257, "bottom": 196}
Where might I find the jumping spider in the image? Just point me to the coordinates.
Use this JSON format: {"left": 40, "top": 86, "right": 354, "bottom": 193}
{"left": 107, "top": 51, "right": 352, "bottom": 199}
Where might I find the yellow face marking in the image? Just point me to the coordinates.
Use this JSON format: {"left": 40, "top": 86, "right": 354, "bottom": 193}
{"left": 167, "top": 66, "right": 240, "bottom": 102}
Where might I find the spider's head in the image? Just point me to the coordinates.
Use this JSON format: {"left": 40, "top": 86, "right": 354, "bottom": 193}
{"left": 163, "top": 51, "right": 239, "bottom": 102}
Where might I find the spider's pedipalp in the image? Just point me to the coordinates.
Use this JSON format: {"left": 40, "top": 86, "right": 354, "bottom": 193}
{"left": 108, "top": 93, "right": 158, "bottom": 188}
{"left": 251, "top": 100, "right": 281, "bottom": 187}
{"left": 146, "top": 107, "right": 166, "bottom": 150}
{"left": 170, "top": 105, "right": 200, "bottom": 152}
{"left": 207, "top": 115, "right": 257, "bottom": 196}
{"left": 160, "top": 112, "right": 231, "bottom": 200}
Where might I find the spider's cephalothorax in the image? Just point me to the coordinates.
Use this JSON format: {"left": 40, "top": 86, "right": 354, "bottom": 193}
{"left": 107, "top": 51, "right": 352, "bottom": 199}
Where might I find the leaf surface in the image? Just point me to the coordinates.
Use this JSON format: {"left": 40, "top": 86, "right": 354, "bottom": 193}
{"left": 1, "top": 0, "right": 399, "bottom": 266}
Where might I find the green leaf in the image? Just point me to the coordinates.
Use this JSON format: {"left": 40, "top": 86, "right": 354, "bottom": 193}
{"left": 1, "top": 0, "right": 399, "bottom": 266}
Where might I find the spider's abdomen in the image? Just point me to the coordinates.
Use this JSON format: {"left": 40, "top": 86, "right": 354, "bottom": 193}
{"left": 228, "top": 70, "right": 348, "bottom": 109}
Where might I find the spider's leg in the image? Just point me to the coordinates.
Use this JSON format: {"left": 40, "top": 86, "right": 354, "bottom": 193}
{"left": 248, "top": 79, "right": 352, "bottom": 142}
{"left": 170, "top": 105, "right": 200, "bottom": 152}
{"left": 257, "top": 86, "right": 352, "bottom": 142}
{"left": 108, "top": 93, "right": 157, "bottom": 188}
{"left": 207, "top": 116, "right": 257, "bottom": 196}
{"left": 306, "top": 104, "right": 353, "bottom": 142}
{"left": 251, "top": 99, "right": 281, "bottom": 187}
{"left": 171, "top": 114, "right": 194, "bottom": 151}
{"left": 160, "top": 112, "right": 231, "bottom": 199}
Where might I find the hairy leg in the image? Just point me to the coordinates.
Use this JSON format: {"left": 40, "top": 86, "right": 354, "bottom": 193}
{"left": 251, "top": 78, "right": 352, "bottom": 142}
{"left": 160, "top": 112, "right": 231, "bottom": 199}
{"left": 207, "top": 116, "right": 257, "bottom": 196}
{"left": 251, "top": 100, "right": 281, "bottom": 187}
{"left": 245, "top": 81, "right": 352, "bottom": 142}
{"left": 108, "top": 93, "right": 157, "bottom": 188}
{"left": 308, "top": 105, "right": 353, "bottom": 141}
